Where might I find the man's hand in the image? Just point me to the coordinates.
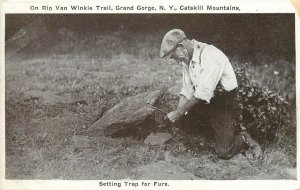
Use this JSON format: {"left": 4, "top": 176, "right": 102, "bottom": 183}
{"left": 165, "top": 110, "right": 184, "bottom": 123}
{"left": 165, "top": 96, "right": 205, "bottom": 123}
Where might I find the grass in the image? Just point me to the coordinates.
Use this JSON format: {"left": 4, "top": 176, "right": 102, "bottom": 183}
{"left": 5, "top": 29, "right": 296, "bottom": 179}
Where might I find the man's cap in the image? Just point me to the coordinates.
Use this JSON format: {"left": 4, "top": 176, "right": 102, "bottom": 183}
{"left": 160, "top": 29, "right": 186, "bottom": 61}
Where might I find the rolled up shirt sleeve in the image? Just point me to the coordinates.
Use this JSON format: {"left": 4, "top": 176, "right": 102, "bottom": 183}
{"left": 193, "top": 55, "right": 226, "bottom": 103}
{"left": 180, "top": 69, "right": 194, "bottom": 100}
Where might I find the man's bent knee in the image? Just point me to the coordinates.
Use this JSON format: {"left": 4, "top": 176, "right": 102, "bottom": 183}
{"left": 215, "top": 135, "right": 247, "bottom": 159}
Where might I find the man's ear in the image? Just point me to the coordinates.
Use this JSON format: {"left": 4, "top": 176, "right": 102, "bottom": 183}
{"left": 179, "top": 38, "right": 189, "bottom": 47}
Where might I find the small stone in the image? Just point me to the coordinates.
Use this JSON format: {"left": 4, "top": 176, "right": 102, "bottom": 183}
{"left": 144, "top": 133, "right": 172, "bottom": 146}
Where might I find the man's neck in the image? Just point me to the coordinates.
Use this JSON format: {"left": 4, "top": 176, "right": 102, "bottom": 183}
{"left": 181, "top": 39, "right": 194, "bottom": 60}
{"left": 186, "top": 40, "right": 195, "bottom": 58}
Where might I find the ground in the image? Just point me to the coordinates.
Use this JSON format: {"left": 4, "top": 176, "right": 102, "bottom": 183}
{"left": 5, "top": 29, "right": 296, "bottom": 179}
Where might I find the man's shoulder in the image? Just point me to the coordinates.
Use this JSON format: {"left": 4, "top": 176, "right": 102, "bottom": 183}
{"left": 202, "top": 44, "right": 220, "bottom": 54}
{"left": 202, "top": 44, "right": 227, "bottom": 59}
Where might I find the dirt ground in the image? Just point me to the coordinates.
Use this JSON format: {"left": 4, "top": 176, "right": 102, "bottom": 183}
{"left": 5, "top": 31, "right": 296, "bottom": 180}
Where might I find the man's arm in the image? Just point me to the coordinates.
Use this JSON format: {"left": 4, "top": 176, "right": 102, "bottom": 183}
{"left": 177, "top": 95, "right": 189, "bottom": 109}
{"left": 167, "top": 95, "right": 206, "bottom": 123}
{"left": 178, "top": 96, "right": 206, "bottom": 115}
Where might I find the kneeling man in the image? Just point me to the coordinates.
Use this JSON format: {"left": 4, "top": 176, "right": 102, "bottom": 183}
{"left": 160, "top": 29, "right": 262, "bottom": 160}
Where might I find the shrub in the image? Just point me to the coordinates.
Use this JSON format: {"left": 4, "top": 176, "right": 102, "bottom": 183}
{"left": 232, "top": 66, "right": 292, "bottom": 143}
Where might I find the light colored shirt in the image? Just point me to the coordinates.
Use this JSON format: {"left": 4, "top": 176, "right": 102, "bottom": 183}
{"left": 180, "top": 40, "right": 238, "bottom": 103}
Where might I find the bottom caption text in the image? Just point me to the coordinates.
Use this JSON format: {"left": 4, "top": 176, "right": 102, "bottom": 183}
{"left": 99, "top": 181, "right": 170, "bottom": 188}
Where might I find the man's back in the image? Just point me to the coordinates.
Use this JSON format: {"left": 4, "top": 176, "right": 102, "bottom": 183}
{"left": 200, "top": 44, "right": 238, "bottom": 92}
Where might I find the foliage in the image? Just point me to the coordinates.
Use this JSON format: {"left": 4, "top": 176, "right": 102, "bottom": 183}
{"left": 233, "top": 66, "right": 292, "bottom": 142}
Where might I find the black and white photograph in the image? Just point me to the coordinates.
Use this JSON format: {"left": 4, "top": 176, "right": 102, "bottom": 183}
{"left": 4, "top": 13, "right": 296, "bottom": 182}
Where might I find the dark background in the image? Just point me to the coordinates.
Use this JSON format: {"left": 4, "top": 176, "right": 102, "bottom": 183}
{"left": 6, "top": 14, "right": 295, "bottom": 60}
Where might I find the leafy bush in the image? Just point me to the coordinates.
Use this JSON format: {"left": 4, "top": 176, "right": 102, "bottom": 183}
{"left": 233, "top": 67, "right": 292, "bottom": 142}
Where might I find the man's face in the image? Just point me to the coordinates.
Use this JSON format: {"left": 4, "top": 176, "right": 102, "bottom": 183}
{"left": 171, "top": 44, "right": 190, "bottom": 64}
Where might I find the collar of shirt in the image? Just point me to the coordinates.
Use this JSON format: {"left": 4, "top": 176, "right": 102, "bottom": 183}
{"left": 181, "top": 40, "right": 208, "bottom": 73}
{"left": 191, "top": 39, "right": 208, "bottom": 64}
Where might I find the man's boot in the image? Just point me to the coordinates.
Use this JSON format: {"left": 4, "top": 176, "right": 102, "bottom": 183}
{"left": 240, "top": 131, "right": 263, "bottom": 159}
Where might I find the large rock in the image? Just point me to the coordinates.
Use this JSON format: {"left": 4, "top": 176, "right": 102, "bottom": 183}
{"left": 88, "top": 89, "right": 166, "bottom": 138}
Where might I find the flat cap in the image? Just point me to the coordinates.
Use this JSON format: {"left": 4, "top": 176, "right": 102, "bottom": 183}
{"left": 160, "top": 29, "right": 186, "bottom": 61}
